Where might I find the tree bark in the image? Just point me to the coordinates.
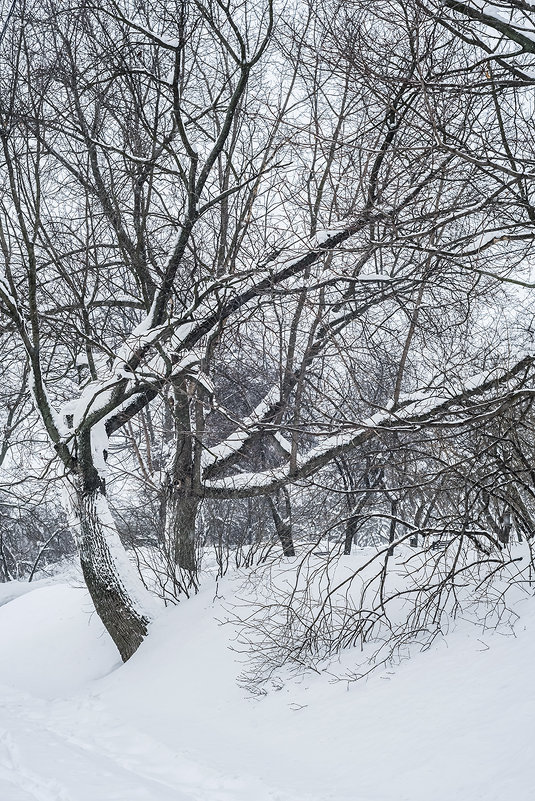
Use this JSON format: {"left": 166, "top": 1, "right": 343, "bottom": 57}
{"left": 164, "top": 487, "right": 200, "bottom": 580}
{"left": 71, "top": 480, "right": 152, "bottom": 661}
{"left": 268, "top": 491, "right": 295, "bottom": 557}
{"left": 161, "top": 386, "right": 200, "bottom": 586}
{"left": 387, "top": 499, "right": 398, "bottom": 557}
{"left": 344, "top": 515, "right": 359, "bottom": 556}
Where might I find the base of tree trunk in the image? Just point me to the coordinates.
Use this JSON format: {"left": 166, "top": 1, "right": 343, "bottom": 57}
{"left": 74, "top": 487, "right": 152, "bottom": 661}
{"left": 80, "top": 556, "right": 149, "bottom": 661}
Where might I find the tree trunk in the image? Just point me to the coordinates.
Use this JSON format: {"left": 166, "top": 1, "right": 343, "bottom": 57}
{"left": 161, "top": 386, "right": 200, "bottom": 588}
{"left": 164, "top": 487, "right": 200, "bottom": 585}
{"left": 387, "top": 499, "right": 398, "bottom": 557}
{"left": 268, "top": 492, "right": 295, "bottom": 556}
{"left": 274, "top": 514, "right": 295, "bottom": 557}
{"left": 344, "top": 515, "right": 359, "bottom": 555}
{"left": 71, "top": 482, "right": 152, "bottom": 661}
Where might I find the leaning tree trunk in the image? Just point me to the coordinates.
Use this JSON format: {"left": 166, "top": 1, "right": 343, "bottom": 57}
{"left": 72, "top": 484, "right": 152, "bottom": 661}
{"left": 69, "top": 438, "right": 154, "bottom": 661}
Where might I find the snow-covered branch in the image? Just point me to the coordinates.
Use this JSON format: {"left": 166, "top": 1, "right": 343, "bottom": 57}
{"left": 201, "top": 355, "right": 535, "bottom": 498}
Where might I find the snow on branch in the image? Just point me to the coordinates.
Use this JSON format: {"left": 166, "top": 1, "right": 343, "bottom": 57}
{"left": 201, "top": 386, "right": 282, "bottom": 472}
{"left": 63, "top": 213, "right": 385, "bottom": 442}
{"left": 202, "top": 355, "right": 535, "bottom": 498}
{"left": 426, "top": 0, "right": 535, "bottom": 53}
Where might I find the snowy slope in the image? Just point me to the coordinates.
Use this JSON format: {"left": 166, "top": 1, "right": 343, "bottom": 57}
{"left": 0, "top": 574, "right": 533, "bottom": 801}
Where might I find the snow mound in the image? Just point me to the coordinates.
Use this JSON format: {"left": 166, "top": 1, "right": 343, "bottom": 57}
{"left": 0, "top": 584, "right": 120, "bottom": 697}
{"left": 98, "top": 582, "right": 535, "bottom": 801}
{"left": 0, "top": 574, "right": 534, "bottom": 800}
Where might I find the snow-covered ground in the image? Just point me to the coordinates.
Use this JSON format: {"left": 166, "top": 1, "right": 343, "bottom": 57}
{"left": 0, "top": 566, "right": 533, "bottom": 801}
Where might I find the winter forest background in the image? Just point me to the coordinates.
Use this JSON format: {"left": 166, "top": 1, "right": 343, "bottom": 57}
{"left": 2, "top": 3, "right": 535, "bottom": 792}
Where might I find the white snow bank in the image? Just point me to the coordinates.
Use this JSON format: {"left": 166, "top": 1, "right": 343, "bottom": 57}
{"left": 0, "top": 584, "right": 120, "bottom": 697}
{"left": 0, "top": 570, "right": 534, "bottom": 800}
{"left": 0, "top": 580, "right": 47, "bottom": 607}
{"left": 99, "top": 579, "right": 535, "bottom": 801}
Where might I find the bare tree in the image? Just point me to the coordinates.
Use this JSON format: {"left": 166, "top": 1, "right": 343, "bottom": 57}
{"left": 2, "top": 0, "right": 535, "bottom": 672}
